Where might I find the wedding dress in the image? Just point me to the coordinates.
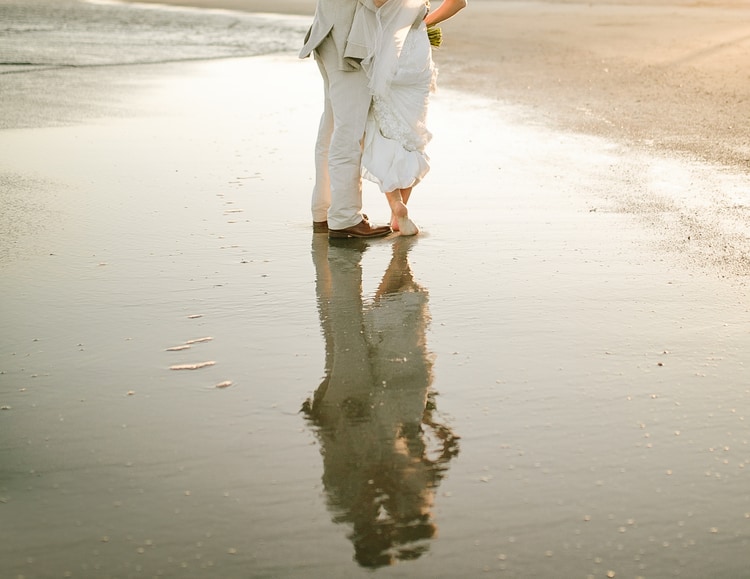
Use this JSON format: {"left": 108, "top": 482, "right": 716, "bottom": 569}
{"left": 360, "top": 0, "right": 436, "bottom": 196}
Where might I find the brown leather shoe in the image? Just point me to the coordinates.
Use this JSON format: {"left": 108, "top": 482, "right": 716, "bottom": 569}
{"left": 313, "top": 214, "right": 368, "bottom": 233}
{"left": 328, "top": 218, "right": 391, "bottom": 239}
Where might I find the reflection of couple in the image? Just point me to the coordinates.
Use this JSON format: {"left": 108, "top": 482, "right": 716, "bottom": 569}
{"left": 303, "top": 235, "right": 459, "bottom": 568}
{"left": 301, "top": 0, "right": 467, "bottom": 239}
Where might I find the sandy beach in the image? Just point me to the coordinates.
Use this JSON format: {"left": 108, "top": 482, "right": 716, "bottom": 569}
{"left": 2, "top": 1, "right": 750, "bottom": 578}
{"left": 132, "top": 0, "right": 750, "bottom": 170}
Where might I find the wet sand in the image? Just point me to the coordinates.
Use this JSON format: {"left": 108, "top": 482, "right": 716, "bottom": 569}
{"left": 2, "top": 1, "right": 750, "bottom": 578}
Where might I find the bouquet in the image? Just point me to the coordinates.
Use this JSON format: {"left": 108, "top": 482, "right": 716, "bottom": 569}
{"left": 427, "top": 25, "right": 442, "bottom": 48}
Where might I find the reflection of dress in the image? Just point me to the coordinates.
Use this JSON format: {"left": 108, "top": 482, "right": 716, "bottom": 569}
{"left": 361, "top": 2, "right": 436, "bottom": 193}
{"left": 364, "top": 287, "right": 431, "bottom": 424}
{"left": 304, "top": 237, "right": 460, "bottom": 569}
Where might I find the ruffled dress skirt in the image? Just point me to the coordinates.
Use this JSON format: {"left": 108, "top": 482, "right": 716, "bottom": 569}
{"left": 362, "top": 23, "right": 436, "bottom": 194}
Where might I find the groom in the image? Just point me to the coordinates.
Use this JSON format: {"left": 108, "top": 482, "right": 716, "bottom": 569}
{"left": 300, "top": 0, "right": 392, "bottom": 239}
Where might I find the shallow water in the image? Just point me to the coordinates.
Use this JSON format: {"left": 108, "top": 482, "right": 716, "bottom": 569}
{"left": 0, "top": 0, "right": 308, "bottom": 71}
{"left": 2, "top": 2, "right": 750, "bottom": 578}
{"left": 0, "top": 0, "right": 310, "bottom": 129}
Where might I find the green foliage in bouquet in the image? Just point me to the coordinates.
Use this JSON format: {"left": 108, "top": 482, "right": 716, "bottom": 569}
{"left": 425, "top": 1, "right": 442, "bottom": 48}
{"left": 427, "top": 25, "right": 442, "bottom": 48}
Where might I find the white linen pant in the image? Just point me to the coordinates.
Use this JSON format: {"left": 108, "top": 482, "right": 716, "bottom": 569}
{"left": 312, "top": 37, "right": 372, "bottom": 230}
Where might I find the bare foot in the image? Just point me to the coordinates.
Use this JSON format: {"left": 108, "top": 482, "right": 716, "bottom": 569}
{"left": 385, "top": 189, "right": 418, "bottom": 236}
{"left": 397, "top": 215, "right": 419, "bottom": 236}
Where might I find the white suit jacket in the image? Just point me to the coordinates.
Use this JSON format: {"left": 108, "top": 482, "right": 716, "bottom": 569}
{"left": 299, "top": 0, "right": 380, "bottom": 71}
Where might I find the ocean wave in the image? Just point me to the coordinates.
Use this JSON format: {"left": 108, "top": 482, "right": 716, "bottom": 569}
{"left": 0, "top": 0, "right": 311, "bottom": 72}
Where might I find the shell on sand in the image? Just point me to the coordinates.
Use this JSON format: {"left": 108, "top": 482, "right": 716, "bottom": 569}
{"left": 166, "top": 345, "right": 191, "bottom": 351}
{"left": 170, "top": 361, "right": 216, "bottom": 371}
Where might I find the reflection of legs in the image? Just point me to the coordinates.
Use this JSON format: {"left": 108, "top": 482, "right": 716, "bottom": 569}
{"left": 375, "top": 236, "right": 417, "bottom": 299}
{"left": 321, "top": 243, "right": 375, "bottom": 411}
{"left": 309, "top": 233, "right": 334, "bottom": 409}
{"left": 386, "top": 187, "right": 419, "bottom": 236}
{"left": 309, "top": 237, "right": 374, "bottom": 415}
{"left": 304, "top": 235, "right": 460, "bottom": 570}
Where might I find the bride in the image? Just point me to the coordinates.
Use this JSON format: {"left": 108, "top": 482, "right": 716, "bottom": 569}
{"left": 360, "top": 0, "right": 467, "bottom": 235}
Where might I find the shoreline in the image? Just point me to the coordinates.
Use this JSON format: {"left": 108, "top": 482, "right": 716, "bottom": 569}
{"left": 3, "top": 53, "right": 750, "bottom": 577}
{"left": 4, "top": 3, "right": 750, "bottom": 573}
{"left": 122, "top": 0, "right": 750, "bottom": 171}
